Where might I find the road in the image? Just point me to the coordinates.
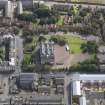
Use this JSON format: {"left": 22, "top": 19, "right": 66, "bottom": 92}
{"left": 64, "top": 75, "right": 73, "bottom": 105}
{"left": 44, "top": 1, "right": 105, "bottom": 9}
{"left": 14, "top": 36, "right": 23, "bottom": 75}
{"left": 16, "top": 36, "right": 23, "bottom": 66}
{"left": 0, "top": 75, "right": 10, "bottom": 99}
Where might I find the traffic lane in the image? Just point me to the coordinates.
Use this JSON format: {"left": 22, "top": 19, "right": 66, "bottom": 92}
{"left": 45, "top": 1, "right": 105, "bottom": 9}
{"left": 15, "top": 36, "right": 23, "bottom": 65}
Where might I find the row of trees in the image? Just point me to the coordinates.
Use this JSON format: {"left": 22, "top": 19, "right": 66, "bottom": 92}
{"left": 73, "top": 7, "right": 105, "bottom": 36}
{"left": 81, "top": 41, "right": 98, "bottom": 53}
{"left": 18, "top": 6, "right": 59, "bottom": 25}
{"left": 50, "top": 35, "right": 66, "bottom": 46}
{"left": 18, "top": 13, "right": 36, "bottom": 22}
{"left": 17, "top": 4, "right": 105, "bottom": 37}
{"left": 0, "top": 48, "right": 4, "bottom": 61}
{"left": 70, "top": 60, "right": 99, "bottom": 73}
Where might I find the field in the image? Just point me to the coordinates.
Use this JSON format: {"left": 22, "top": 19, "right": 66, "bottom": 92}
{"left": 64, "top": 35, "right": 86, "bottom": 53}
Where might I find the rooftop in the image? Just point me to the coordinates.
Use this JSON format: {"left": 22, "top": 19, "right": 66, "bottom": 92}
{"left": 19, "top": 73, "right": 38, "bottom": 82}
{"left": 69, "top": 73, "right": 105, "bottom": 81}
{"left": 98, "top": 46, "right": 105, "bottom": 53}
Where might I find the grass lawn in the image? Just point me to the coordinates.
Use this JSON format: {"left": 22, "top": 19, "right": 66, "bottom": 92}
{"left": 44, "top": 34, "right": 86, "bottom": 54}
{"left": 90, "top": 53, "right": 97, "bottom": 61}
{"left": 24, "top": 36, "right": 38, "bottom": 51}
{"left": 56, "top": 16, "right": 64, "bottom": 26}
{"left": 0, "top": 47, "right": 5, "bottom": 61}
{"left": 64, "top": 35, "right": 86, "bottom": 53}
{"left": 23, "top": 54, "right": 31, "bottom": 65}
{"left": 42, "top": 34, "right": 90, "bottom": 54}
{"left": 23, "top": 36, "right": 38, "bottom": 65}
{"left": 32, "top": 19, "right": 40, "bottom": 29}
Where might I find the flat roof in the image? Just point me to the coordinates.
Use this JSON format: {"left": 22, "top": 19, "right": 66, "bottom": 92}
{"left": 72, "top": 81, "right": 81, "bottom": 96}
{"left": 70, "top": 74, "right": 105, "bottom": 81}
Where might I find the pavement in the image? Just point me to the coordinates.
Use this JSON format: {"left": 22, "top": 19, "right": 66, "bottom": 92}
{"left": 64, "top": 76, "right": 71, "bottom": 105}
{"left": 44, "top": 1, "right": 105, "bottom": 9}
{"left": 0, "top": 75, "right": 10, "bottom": 99}
{"left": 15, "top": 36, "right": 23, "bottom": 66}
{"left": 14, "top": 36, "right": 23, "bottom": 75}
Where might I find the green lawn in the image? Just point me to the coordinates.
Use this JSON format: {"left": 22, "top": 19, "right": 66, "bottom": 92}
{"left": 56, "top": 16, "right": 64, "bottom": 26}
{"left": 23, "top": 36, "right": 38, "bottom": 65}
{"left": 0, "top": 47, "right": 5, "bottom": 61}
{"left": 90, "top": 53, "right": 97, "bottom": 61}
{"left": 23, "top": 54, "right": 31, "bottom": 65}
{"left": 24, "top": 36, "right": 38, "bottom": 51}
{"left": 44, "top": 34, "right": 86, "bottom": 54}
{"left": 64, "top": 35, "right": 86, "bottom": 53}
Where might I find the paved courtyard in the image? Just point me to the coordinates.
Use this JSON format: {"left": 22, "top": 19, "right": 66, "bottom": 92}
{"left": 52, "top": 44, "right": 90, "bottom": 69}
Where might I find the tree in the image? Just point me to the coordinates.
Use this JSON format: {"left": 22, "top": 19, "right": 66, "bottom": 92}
{"left": 18, "top": 13, "right": 36, "bottom": 22}
{"left": 50, "top": 35, "right": 66, "bottom": 46}
{"left": 0, "top": 48, "right": 4, "bottom": 61}
{"left": 69, "top": 5, "right": 78, "bottom": 16}
{"left": 70, "top": 60, "right": 98, "bottom": 73}
{"left": 74, "top": 16, "right": 83, "bottom": 23}
{"left": 13, "top": 27, "right": 20, "bottom": 35}
{"left": 81, "top": 41, "right": 98, "bottom": 53}
{"left": 22, "top": 64, "right": 36, "bottom": 72}
{"left": 79, "top": 8, "right": 91, "bottom": 17}
{"left": 38, "top": 36, "right": 46, "bottom": 42}
{"left": 34, "top": 8, "right": 51, "bottom": 18}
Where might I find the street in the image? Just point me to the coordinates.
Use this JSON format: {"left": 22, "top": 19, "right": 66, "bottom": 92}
{"left": 14, "top": 36, "right": 23, "bottom": 75}
{"left": 44, "top": 1, "right": 105, "bottom": 9}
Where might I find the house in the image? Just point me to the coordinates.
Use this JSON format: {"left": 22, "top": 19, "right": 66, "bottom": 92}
{"left": 54, "top": 73, "right": 65, "bottom": 85}
{"left": 40, "top": 41, "right": 54, "bottom": 65}
{"left": 79, "top": 96, "right": 86, "bottom": 105}
{"left": 56, "top": 85, "right": 64, "bottom": 94}
{"left": 97, "top": 54, "right": 105, "bottom": 64}
{"left": 11, "top": 95, "right": 63, "bottom": 105}
{"left": 38, "top": 85, "right": 51, "bottom": 94}
{"left": 0, "top": 76, "right": 4, "bottom": 94}
{"left": 3, "top": 34, "right": 16, "bottom": 66}
{"left": 72, "top": 80, "right": 81, "bottom": 96}
{"left": 0, "top": 65, "right": 15, "bottom": 73}
{"left": 17, "top": 73, "right": 38, "bottom": 90}
{"left": 99, "top": 65, "right": 105, "bottom": 72}
{"left": 52, "top": 4, "right": 70, "bottom": 12}
{"left": 9, "top": 36, "right": 16, "bottom": 66}
{"left": 97, "top": 46, "right": 105, "bottom": 71}
{"left": 98, "top": 46, "right": 105, "bottom": 54}
{"left": 28, "top": 95, "right": 63, "bottom": 105}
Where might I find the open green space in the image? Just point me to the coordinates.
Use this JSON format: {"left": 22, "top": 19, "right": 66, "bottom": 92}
{"left": 44, "top": 34, "right": 98, "bottom": 55}
{"left": 45, "top": 34, "right": 87, "bottom": 53}
{"left": 24, "top": 36, "right": 38, "bottom": 52}
{"left": 23, "top": 35, "right": 38, "bottom": 65}
{"left": 56, "top": 16, "right": 64, "bottom": 26}
{"left": 0, "top": 47, "right": 5, "bottom": 61}
{"left": 23, "top": 54, "right": 31, "bottom": 65}
{"left": 64, "top": 35, "right": 86, "bottom": 53}
{"left": 90, "top": 53, "right": 97, "bottom": 62}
